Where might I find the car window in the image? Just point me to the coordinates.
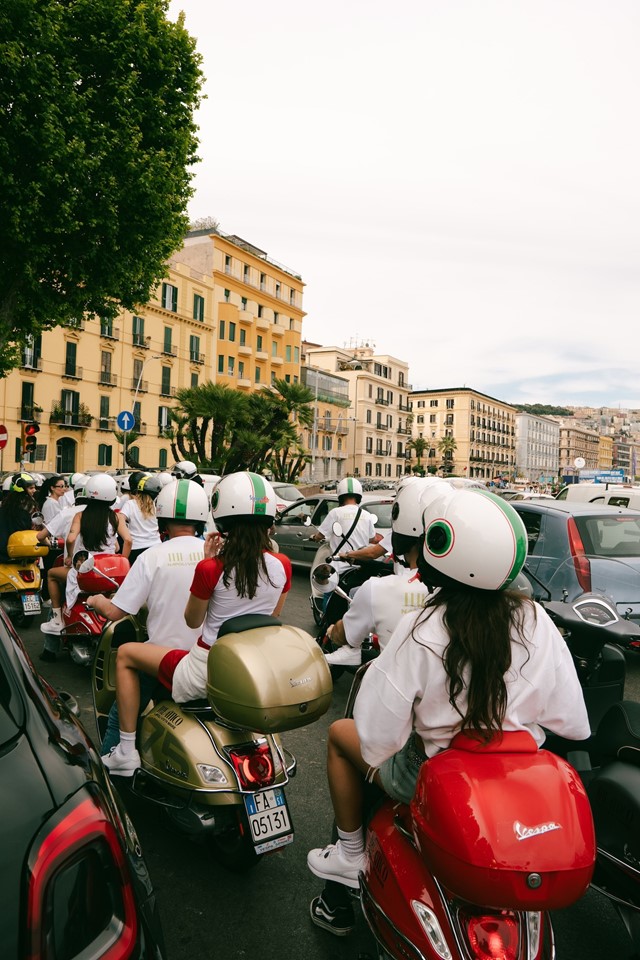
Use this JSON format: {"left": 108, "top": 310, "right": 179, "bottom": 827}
{"left": 577, "top": 516, "right": 640, "bottom": 557}
{"left": 517, "top": 510, "right": 543, "bottom": 553}
{"left": 364, "top": 501, "right": 394, "bottom": 528}
{"left": 278, "top": 499, "right": 318, "bottom": 524}
{"left": 313, "top": 499, "right": 337, "bottom": 526}
{"left": 273, "top": 484, "right": 302, "bottom": 500}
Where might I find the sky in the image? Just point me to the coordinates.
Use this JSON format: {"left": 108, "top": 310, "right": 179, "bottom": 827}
{"left": 167, "top": 0, "right": 640, "bottom": 410}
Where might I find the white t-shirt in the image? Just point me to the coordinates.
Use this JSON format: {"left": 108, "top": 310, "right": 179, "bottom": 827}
{"left": 341, "top": 569, "right": 430, "bottom": 650}
{"left": 65, "top": 519, "right": 119, "bottom": 609}
{"left": 108, "top": 535, "right": 205, "bottom": 650}
{"left": 42, "top": 496, "right": 65, "bottom": 526}
{"left": 354, "top": 600, "right": 591, "bottom": 767}
{"left": 318, "top": 504, "right": 377, "bottom": 575}
{"left": 47, "top": 504, "right": 85, "bottom": 549}
{"left": 119, "top": 498, "right": 161, "bottom": 551}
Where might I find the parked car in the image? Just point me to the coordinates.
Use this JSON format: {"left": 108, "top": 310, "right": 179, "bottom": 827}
{"left": 512, "top": 499, "right": 640, "bottom": 621}
{"left": 271, "top": 482, "right": 304, "bottom": 514}
{"left": 271, "top": 494, "right": 394, "bottom": 568}
{"left": 0, "top": 609, "right": 166, "bottom": 959}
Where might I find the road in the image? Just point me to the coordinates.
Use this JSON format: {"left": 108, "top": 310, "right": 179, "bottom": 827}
{"left": 20, "top": 569, "right": 640, "bottom": 960}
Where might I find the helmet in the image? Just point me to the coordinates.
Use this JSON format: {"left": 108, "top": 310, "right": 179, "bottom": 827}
{"left": 155, "top": 478, "right": 209, "bottom": 523}
{"left": 137, "top": 475, "right": 164, "bottom": 500}
{"left": 69, "top": 472, "right": 85, "bottom": 487}
{"left": 2, "top": 475, "right": 13, "bottom": 492}
{"left": 128, "top": 471, "right": 150, "bottom": 494}
{"left": 391, "top": 478, "right": 448, "bottom": 561}
{"left": 155, "top": 471, "right": 174, "bottom": 488}
{"left": 172, "top": 460, "right": 198, "bottom": 479}
{"left": 337, "top": 477, "right": 363, "bottom": 502}
{"left": 421, "top": 489, "right": 527, "bottom": 591}
{"left": 84, "top": 474, "right": 117, "bottom": 504}
{"left": 210, "top": 472, "right": 277, "bottom": 532}
{"left": 11, "top": 472, "right": 37, "bottom": 494}
{"left": 72, "top": 473, "right": 89, "bottom": 495}
{"left": 33, "top": 473, "right": 46, "bottom": 488}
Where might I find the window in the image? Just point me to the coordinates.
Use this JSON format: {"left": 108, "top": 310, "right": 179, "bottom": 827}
{"left": 366, "top": 409, "right": 372, "bottom": 424}
{"left": 294, "top": 346, "right": 300, "bottom": 363}
{"left": 430, "top": 399, "right": 439, "bottom": 407}
{"left": 163, "top": 326, "right": 173, "bottom": 354}
{"left": 260, "top": 273, "right": 266, "bottom": 291}
{"left": 375, "top": 463, "right": 382, "bottom": 477}
{"left": 218, "top": 355, "right": 224, "bottom": 373}
{"left": 191, "top": 373, "right": 199, "bottom": 388}
{"left": 365, "top": 462, "right": 372, "bottom": 476}
{"left": 100, "top": 351, "right": 112, "bottom": 384}
{"left": 255, "top": 366, "right": 261, "bottom": 383}
{"left": 219, "top": 320, "right": 225, "bottom": 340}
{"left": 132, "top": 400, "right": 141, "bottom": 429}
{"left": 162, "top": 283, "right": 178, "bottom": 312}
{"left": 272, "top": 341, "right": 278, "bottom": 357}
{"left": 238, "top": 361, "right": 245, "bottom": 379}
{"left": 257, "top": 335, "right": 263, "bottom": 351}
{"left": 159, "top": 449, "right": 168, "bottom": 469}
{"left": 239, "top": 328, "right": 246, "bottom": 346}
{"left": 228, "top": 356, "right": 235, "bottom": 376}
{"left": 446, "top": 399, "right": 455, "bottom": 409}
{"left": 228, "top": 322, "right": 236, "bottom": 343}
{"left": 241, "top": 297, "right": 247, "bottom": 311}
{"left": 98, "top": 444, "right": 112, "bottom": 467}
{"left": 132, "top": 315, "right": 145, "bottom": 346}
{"left": 368, "top": 385, "right": 372, "bottom": 398}
{"left": 224, "top": 289, "right": 230, "bottom": 303}
{"left": 65, "top": 341, "right": 77, "bottom": 376}
{"left": 224, "top": 254, "right": 231, "bottom": 274}
{"left": 161, "top": 366, "right": 172, "bottom": 396}
{"left": 100, "top": 318, "right": 113, "bottom": 338}
{"left": 158, "top": 405, "right": 170, "bottom": 432}
{"left": 275, "top": 282, "right": 281, "bottom": 299}
{"left": 20, "top": 381, "right": 34, "bottom": 420}
{"left": 273, "top": 311, "right": 279, "bottom": 324}
{"left": 258, "top": 305, "right": 263, "bottom": 318}
{"left": 99, "top": 396, "right": 110, "bottom": 429}
{"left": 417, "top": 415, "right": 424, "bottom": 424}
{"left": 289, "top": 289, "right": 296, "bottom": 306}
{"left": 366, "top": 437, "right": 373, "bottom": 454}
{"left": 430, "top": 414, "right": 436, "bottom": 424}
{"left": 243, "top": 264, "right": 250, "bottom": 283}
{"left": 285, "top": 345, "right": 292, "bottom": 362}
{"left": 193, "top": 294, "right": 204, "bottom": 321}
{"left": 189, "top": 334, "right": 201, "bottom": 363}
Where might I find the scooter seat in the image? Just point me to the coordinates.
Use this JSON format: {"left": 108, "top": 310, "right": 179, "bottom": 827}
{"left": 217, "top": 613, "right": 282, "bottom": 637}
{"left": 596, "top": 701, "right": 640, "bottom": 767}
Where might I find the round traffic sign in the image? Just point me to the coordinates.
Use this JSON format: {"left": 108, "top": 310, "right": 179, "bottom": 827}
{"left": 0, "top": 424, "right": 8, "bottom": 449}
{"left": 574, "top": 457, "right": 586, "bottom": 469}
{"left": 117, "top": 410, "right": 135, "bottom": 432}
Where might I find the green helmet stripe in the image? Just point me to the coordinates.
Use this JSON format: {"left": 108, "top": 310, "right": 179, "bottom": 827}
{"left": 477, "top": 490, "right": 528, "bottom": 588}
{"left": 173, "top": 479, "right": 190, "bottom": 520}
{"left": 346, "top": 478, "right": 354, "bottom": 494}
{"left": 248, "top": 472, "right": 267, "bottom": 515}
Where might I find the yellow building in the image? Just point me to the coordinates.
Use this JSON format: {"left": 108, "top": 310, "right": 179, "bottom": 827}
{"left": 0, "top": 229, "right": 304, "bottom": 476}
{"left": 410, "top": 387, "right": 517, "bottom": 480}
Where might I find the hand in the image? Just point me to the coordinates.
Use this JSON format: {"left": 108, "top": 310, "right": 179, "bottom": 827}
{"left": 64, "top": 556, "right": 72, "bottom": 568}
{"left": 204, "top": 532, "right": 224, "bottom": 559}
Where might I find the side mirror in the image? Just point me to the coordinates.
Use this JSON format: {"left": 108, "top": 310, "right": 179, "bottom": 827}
{"left": 332, "top": 520, "right": 343, "bottom": 537}
{"left": 79, "top": 555, "right": 95, "bottom": 574}
{"left": 303, "top": 516, "right": 312, "bottom": 527}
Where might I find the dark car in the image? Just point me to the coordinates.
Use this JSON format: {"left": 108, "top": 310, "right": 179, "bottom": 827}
{"left": 272, "top": 494, "right": 394, "bottom": 568}
{"left": 512, "top": 499, "right": 640, "bottom": 620}
{"left": 0, "top": 611, "right": 166, "bottom": 959}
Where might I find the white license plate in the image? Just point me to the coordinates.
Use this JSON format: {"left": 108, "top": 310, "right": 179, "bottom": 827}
{"left": 21, "top": 594, "right": 41, "bottom": 614}
{"left": 244, "top": 787, "right": 293, "bottom": 854}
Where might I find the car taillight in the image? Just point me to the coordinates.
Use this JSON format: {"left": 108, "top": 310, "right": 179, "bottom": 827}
{"left": 25, "top": 791, "right": 138, "bottom": 960}
{"left": 567, "top": 517, "right": 591, "bottom": 593}
{"left": 459, "top": 908, "right": 520, "bottom": 960}
{"left": 228, "top": 740, "right": 275, "bottom": 789}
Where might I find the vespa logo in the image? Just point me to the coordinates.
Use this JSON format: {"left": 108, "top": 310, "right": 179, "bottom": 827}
{"left": 514, "top": 820, "right": 562, "bottom": 841}
{"left": 290, "top": 676, "right": 312, "bottom": 687}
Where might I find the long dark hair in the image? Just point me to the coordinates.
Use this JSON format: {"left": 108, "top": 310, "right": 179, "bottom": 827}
{"left": 219, "top": 522, "right": 276, "bottom": 598}
{"left": 414, "top": 584, "right": 533, "bottom": 742}
{"left": 79, "top": 501, "right": 118, "bottom": 552}
{"left": 36, "top": 475, "right": 63, "bottom": 508}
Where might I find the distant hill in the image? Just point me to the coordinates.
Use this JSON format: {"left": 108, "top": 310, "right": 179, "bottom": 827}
{"left": 513, "top": 403, "right": 573, "bottom": 417}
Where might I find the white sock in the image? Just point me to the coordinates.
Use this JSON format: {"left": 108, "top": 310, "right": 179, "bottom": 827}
{"left": 51, "top": 607, "right": 62, "bottom": 621}
{"left": 118, "top": 730, "right": 137, "bottom": 755}
{"left": 337, "top": 826, "right": 364, "bottom": 860}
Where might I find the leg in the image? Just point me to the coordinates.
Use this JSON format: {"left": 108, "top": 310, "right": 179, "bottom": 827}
{"left": 47, "top": 566, "right": 68, "bottom": 609}
{"left": 327, "top": 718, "right": 380, "bottom": 831}
{"left": 114, "top": 642, "right": 170, "bottom": 734}
{"left": 101, "top": 670, "right": 158, "bottom": 753}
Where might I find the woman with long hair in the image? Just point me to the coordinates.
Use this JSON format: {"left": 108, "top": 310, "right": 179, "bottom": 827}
{"left": 118, "top": 471, "right": 160, "bottom": 564}
{"left": 37, "top": 474, "right": 67, "bottom": 525}
{"left": 0, "top": 473, "right": 39, "bottom": 562}
{"left": 306, "top": 487, "right": 590, "bottom": 908}
{"left": 41, "top": 474, "right": 131, "bottom": 645}
{"left": 101, "top": 472, "right": 292, "bottom": 776}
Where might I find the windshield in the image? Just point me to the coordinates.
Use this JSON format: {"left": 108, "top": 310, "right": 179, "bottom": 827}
{"left": 273, "top": 484, "right": 302, "bottom": 500}
{"left": 364, "top": 501, "right": 394, "bottom": 528}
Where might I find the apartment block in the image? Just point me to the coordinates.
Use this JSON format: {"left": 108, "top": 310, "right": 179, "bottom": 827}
{"left": 515, "top": 413, "right": 560, "bottom": 482}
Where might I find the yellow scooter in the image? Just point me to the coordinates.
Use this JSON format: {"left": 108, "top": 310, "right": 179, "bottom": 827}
{"left": 0, "top": 531, "right": 49, "bottom": 625}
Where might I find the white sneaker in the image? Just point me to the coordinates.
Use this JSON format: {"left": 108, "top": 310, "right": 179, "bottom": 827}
{"left": 325, "top": 645, "right": 362, "bottom": 667}
{"left": 40, "top": 619, "right": 63, "bottom": 635}
{"left": 102, "top": 743, "right": 141, "bottom": 777}
{"left": 307, "top": 840, "right": 365, "bottom": 889}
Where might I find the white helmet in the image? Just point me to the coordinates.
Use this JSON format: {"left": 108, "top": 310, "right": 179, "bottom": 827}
{"left": 69, "top": 472, "right": 85, "bottom": 487}
{"left": 172, "top": 460, "right": 198, "bottom": 479}
{"left": 155, "top": 471, "right": 174, "bottom": 488}
{"left": 211, "top": 472, "right": 277, "bottom": 533}
{"left": 155, "top": 478, "right": 209, "bottom": 524}
{"left": 422, "top": 489, "right": 527, "bottom": 591}
{"left": 337, "top": 477, "right": 363, "bottom": 501}
{"left": 2, "top": 475, "right": 13, "bottom": 492}
{"left": 391, "top": 478, "right": 449, "bottom": 564}
{"left": 84, "top": 474, "right": 117, "bottom": 504}
{"left": 72, "top": 473, "right": 89, "bottom": 495}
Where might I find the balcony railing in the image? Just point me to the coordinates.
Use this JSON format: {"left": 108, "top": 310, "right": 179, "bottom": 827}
{"left": 20, "top": 356, "right": 42, "bottom": 371}
{"left": 160, "top": 386, "right": 176, "bottom": 398}
{"left": 131, "top": 379, "right": 148, "bottom": 393}
{"left": 375, "top": 398, "right": 389, "bottom": 406}
{"left": 162, "top": 345, "right": 177, "bottom": 357}
{"left": 17, "top": 407, "right": 43, "bottom": 423}
{"left": 190, "top": 352, "right": 205, "bottom": 365}
{"left": 50, "top": 411, "right": 92, "bottom": 429}
{"left": 132, "top": 335, "right": 149, "bottom": 349}
{"left": 100, "top": 326, "right": 120, "bottom": 340}
{"left": 64, "top": 318, "right": 86, "bottom": 331}
{"left": 63, "top": 366, "right": 83, "bottom": 380}
{"left": 99, "top": 372, "right": 117, "bottom": 386}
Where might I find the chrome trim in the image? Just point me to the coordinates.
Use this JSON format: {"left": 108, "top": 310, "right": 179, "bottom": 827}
{"left": 360, "top": 876, "right": 428, "bottom": 960}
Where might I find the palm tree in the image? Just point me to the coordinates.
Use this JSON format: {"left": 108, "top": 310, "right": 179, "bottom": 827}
{"left": 437, "top": 435, "right": 457, "bottom": 474}
{"left": 408, "top": 437, "right": 429, "bottom": 475}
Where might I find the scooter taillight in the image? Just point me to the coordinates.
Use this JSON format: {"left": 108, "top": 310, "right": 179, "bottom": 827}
{"left": 458, "top": 908, "right": 520, "bottom": 960}
{"left": 228, "top": 741, "right": 275, "bottom": 789}
{"left": 20, "top": 570, "right": 35, "bottom": 583}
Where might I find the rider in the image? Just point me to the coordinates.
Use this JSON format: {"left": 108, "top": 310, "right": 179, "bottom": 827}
{"left": 0, "top": 473, "right": 39, "bottom": 561}
{"left": 118, "top": 471, "right": 161, "bottom": 564}
{"left": 307, "top": 488, "right": 590, "bottom": 900}
{"left": 86, "top": 478, "right": 209, "bottom": 754}
{"left": 172, "top": 460, "right": 204, "bottom": 487}
{"left": 101, "top": 471, "right": 292, "bottom": 776}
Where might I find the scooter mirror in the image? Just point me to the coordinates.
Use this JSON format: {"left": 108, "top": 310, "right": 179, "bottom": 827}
{"left": 303, "top": 516, "right": 312, "bottom": 527}
{"left": 332, "top": 521, "right": 343, "bottom": 537}
{"left": 78, "top": 555, "right": 95, "bottom": 574}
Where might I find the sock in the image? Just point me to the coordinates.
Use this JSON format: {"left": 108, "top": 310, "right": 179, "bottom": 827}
{"left": 118, "top": 730, "right": 137, "bottom": 755}
{"left": 51, "top": 607, "right": 62, "bottom": 621}
{"left": 337, "top": 826, "right": 364, "bottom": 860}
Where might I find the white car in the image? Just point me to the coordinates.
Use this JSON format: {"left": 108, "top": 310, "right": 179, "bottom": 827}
{"left": 271, "top": 482, "right": 304, "bottom": 514}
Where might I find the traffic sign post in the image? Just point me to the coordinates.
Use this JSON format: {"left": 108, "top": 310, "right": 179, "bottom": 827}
{"left": 118, "top": 410, "right": 135, "bottom": 473}
{"left": 0, "top": 423, "right": 7, "bottom": 473}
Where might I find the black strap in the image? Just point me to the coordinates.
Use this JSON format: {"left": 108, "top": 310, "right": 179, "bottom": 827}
{"left": 333, "top": 507, "right": 362, "bottom": 556}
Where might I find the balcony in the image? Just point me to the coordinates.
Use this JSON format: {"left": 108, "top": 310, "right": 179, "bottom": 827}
{"left": 398, "top": 378, "right": 412, "bottom": 389}
{"left": 17, "top": 407, "right": 43, "bottom": 423}
{"left": 20, "top": 356, "right": 42, "bottom": 371}
{"left": 98, "top": 417, "right": 115, "bottom": 431}
{"left": 271, "top": 325, "right": 284, "bottom": 337}
{"left": 162, "top": 345, "right": 177, "bottom": 357}
{"left": 237, "top": 377, "right": 252, "bottom": 388}
{"left": 374, "top": 423, "right": 388, "bottom": 431}
{"left": 131, "top": 379, "right": 148, "bottom": 393}
{"left": 375, "top": 398, "right": 389, "bottom": 406}
{"left": 271, "top": 356, "right": 284, "bottom": 366}
{"left": 100, "top": 325, "right": 120, "bottom": 341}
{"left": 190, "top": 353, "right": 205, "bottom": 365}
{"left": 398, "top": 401, "right": 411, "bottom": 412}
{"left": 50, "top": 408, "right": 92, "bottom": 429}
{"left": 238, "top": 345, "right": 253, "bottom": 356}
{"left": 99, "top": 372, "right": 117, "bottom": 387}
{"left": 63, "top": 366, "right": 83, "bottom": 381}
{"left": 238, "top": 310, "right": 253, "bottom": 324}
{"left": 160, "top": 386, "right": 177, "bottom": 398}
{"left": 132, "top": 336, "right": 149, "bottom": 349}
{"left": 64, "top": 318, "right": 86, "bottom": 331}
{"left": 256, "top": 317, "right": 269, "bottom": 331}
{"left": 256, "top": 351, "right": 268, "bottom": 361}
{"left": 397, "top": 426, "right": 411, "bottom": 435}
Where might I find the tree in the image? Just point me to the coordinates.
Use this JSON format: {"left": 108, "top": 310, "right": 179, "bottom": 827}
{"left": 437, "top": 435, "right": 457, "bottom": 474}
{"left": 407, "top": 437, "right": 428, "bottom": 475}
{"left": 0, "top": 0, "right": 203, "bottom": 373}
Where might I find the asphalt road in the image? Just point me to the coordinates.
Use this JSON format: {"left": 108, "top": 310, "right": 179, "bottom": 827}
{"left": 20, "top": 569, "right": 640, "bottom": 960}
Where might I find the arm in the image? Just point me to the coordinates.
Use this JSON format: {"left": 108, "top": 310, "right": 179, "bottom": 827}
{"left": 117, "top": 513, "right": 132, "bottom": 558}
{"left": 184, "top": 593, "right": 208, "bottom": 629}
{"left": 272, "top": 591, "right": 287, "bottom": 617}
{"left": 66, "top": 512, "right": 82, "bottom": 566}
{"left": 338, "top": 543, "right": 386, "bottom": 562}
{"left": 85, "top": 593, "right": 127, "bottom": 621}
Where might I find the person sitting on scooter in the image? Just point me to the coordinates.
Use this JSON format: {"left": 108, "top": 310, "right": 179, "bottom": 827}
{"left": 0, "top": 473, "right": 39, "bottom": 562}
{"left": 118, "top": 471, "right": 161, "bottom": 565}
{"left": 86, "top": 477, "right": 209, "bottom": 755}
{"left": 40, "top": 474, "right": 131, "bottom": 646}
{"left": 172, "top": 459, "right": 204, "bottom": 487}
{"left": 310, "top": 478, "right": 379, "bottom": 574}
{"left": 101, "top": 471, "right": 292, "bottom": 777}
{"left": 307, "top": 487, "right": 591, "bottom": 901}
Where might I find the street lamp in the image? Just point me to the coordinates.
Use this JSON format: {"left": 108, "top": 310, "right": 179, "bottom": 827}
{"left": 123, "top": 354, "right": 161, "bottom": 470}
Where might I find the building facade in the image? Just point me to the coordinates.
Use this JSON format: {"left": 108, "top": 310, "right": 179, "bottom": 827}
{"left": 300, "top": 364, "right": 352, "bottom": 483}
{"left": 514, "top": 413, "right": 560, "bottom": 483}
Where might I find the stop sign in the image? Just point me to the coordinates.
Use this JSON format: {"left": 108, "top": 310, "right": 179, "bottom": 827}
{"left": 0, "top": 425, "right": 7, "bottom": 450}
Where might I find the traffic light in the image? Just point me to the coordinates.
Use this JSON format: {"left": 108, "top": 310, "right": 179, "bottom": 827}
{"left": 24, "top": 422, "right": 39, "bottom": 456}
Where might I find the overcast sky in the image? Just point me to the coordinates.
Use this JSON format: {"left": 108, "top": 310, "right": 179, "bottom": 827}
{"left": 168, "top": 0, "right": 640, "bottom": 409}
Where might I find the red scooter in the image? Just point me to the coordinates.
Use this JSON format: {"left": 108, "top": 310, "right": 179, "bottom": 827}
{"left": 59, "top": 553, "right": 130, "bottom": 666}
{"left": 344, "top": 671, "right": 596, "bottom": 960}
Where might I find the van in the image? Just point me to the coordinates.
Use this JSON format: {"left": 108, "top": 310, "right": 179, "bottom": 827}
{"left": 556, "top": 483, "right": 640, "bottom": 507}
{"left": 603, "top": 487, "right": 640, "bottom": 511}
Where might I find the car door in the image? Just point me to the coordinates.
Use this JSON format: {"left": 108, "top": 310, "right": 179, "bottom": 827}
{"left": 272, "top": 498, "right": 321, "bottom": 566}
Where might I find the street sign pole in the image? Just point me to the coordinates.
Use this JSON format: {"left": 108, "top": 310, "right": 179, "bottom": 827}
{"left": 117, "top": 411, "right": 135, "bottom": 471}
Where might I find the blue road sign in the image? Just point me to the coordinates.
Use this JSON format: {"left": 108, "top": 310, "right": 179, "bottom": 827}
{"left": 117, "top": 410, "right": 135, "bottom": 432}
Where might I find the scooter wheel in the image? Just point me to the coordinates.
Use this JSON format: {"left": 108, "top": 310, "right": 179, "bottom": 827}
{"left": 208, "top": 808, "right": 261, "bottom": 873}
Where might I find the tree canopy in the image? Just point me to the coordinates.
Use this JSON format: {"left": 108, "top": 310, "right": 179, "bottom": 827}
{"left": 0, "top": 0, "right": 203, "bottom": 373}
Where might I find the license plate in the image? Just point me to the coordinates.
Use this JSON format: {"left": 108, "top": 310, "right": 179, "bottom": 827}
{"left": 21, "top": 594, "right": 41, "bottom": 614}
{"left": 244, "top": 787, "right": 293, "bottom": 854}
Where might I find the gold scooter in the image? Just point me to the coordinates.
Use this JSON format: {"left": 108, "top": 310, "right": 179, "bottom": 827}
{"left": 0, "top": 530, "right": 49, "bottom": 625}
{"left": 92, "top": 611, "right": 332, "bottom": 871}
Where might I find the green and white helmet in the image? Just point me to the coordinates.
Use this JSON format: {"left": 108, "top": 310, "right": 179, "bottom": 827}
{"left": 155, "top": 478, "right": 209, "bottom": 523}
{"left": 211, "top": 472, "right": 277, "bottom": 532}
{"left": 422, "top": 488, "right": 528, "bottom": 591}
{"left": 337, "top": 477, "right": 363, "bottom": 501}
